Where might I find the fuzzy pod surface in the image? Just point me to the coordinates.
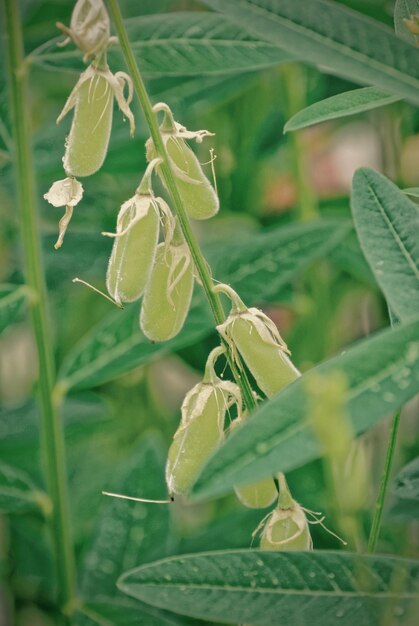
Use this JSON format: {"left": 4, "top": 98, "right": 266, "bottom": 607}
{"left": 64, "top": 73, "right": 113, "bottom": 177}
{"left": 166, "top": 384, "right": 227, "bottom": 496}
{"left": 106, "top": 196, "right": 159, "bottom": 304}
{"left": 140, "top": 243, "right": 194, "bottom": 342}
{"left": 260, "top": 505, "right": 312, "bottom": 551}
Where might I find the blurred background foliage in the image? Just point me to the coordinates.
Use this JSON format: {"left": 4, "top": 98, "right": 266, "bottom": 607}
{"left": 0, "top": 0, "right": 418, "bottom": 624}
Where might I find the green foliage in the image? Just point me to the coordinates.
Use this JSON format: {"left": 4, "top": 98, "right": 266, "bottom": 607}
{"left": 118, "top": 550, "right": 419, "bottom": 626}
{"left": 0, "top": 284, "right": 27, "bottom": 333}
{"left": 393, "top": 456, "right": 419, "bottom": 501}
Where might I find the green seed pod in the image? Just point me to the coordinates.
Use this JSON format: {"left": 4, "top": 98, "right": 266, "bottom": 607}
{"left": 64, "top": 72, "right": 113, "bottom": 177}
{"left": 230, "top": 419, "right": 277, "bottom": 509}
{"left": 256, "top": 473, "right": 312, "bottom": 551}
{"left": 140, "top": 240, "right": 194, "bottom": 342}
{"left": 259, "top": 504, "right": 312, "bottom": 551}
{"left": 147, "top": 103, "right": 219, "bottom": 220}
{"left": 57, "top": 64, "right": 135, "bottom": 178}
{"left": 105, "top": 194, "right": 160, "bottom": 305}
{"left": 56, "top": 0, "right": 111, "bottom": 61}
{"left": 166, "top": 347, "right": 241, "bottom": 496}
{"left": 216, "top": 286, "right": 300, "bottom": 397}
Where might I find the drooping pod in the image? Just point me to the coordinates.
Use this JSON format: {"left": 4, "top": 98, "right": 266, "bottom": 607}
{"left": 215, "top": 284, "right": 300, "bottom": 397}
{"left": 57, "top": 62, "right": 135, "bottom": 178}
{"left": 146, "top": 103, "right": 219, "bottom": 220}
{"left": 166, "top": 347, "right": 241, "bottom": 496}
{"left": 105, "top": 160, "right": 162, "bottom": 305}
{"left": 255, "top": 474, "right": 312, "bottom": 551}
{"left": 230, "top": 418, "right": 277, "bottom": 509}
{"left": 140, "top": 222, "right": 194, "bottom": 342}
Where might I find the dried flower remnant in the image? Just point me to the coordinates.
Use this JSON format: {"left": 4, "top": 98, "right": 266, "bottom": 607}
{"left": 43, "top": 177, "right": 83, "bottom": 249}
{"left": 146, "top": 103, "right": 219, "bottom": 220}
{"left": 56, "top": 0, "right": 113, "bottom": 61}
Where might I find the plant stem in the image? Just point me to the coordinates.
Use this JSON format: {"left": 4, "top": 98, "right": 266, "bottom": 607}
{"left": 2, "top": 0, "right": 75, "bottom": 613}
{"left": 367, "top": 410, "right": 401, "bottom": 553}
{"left": 107, "top": 0, "right": 256, "bottom": 411}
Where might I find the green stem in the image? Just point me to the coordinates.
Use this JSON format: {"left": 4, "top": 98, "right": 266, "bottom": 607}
{"left": 2, "top": 0, "right": 75, "bottom": 613}
{"left": 367, "top": 410, "right": 401, "bottom": 553}
{"left": 107, "top": 0, "right": 256, "bottom": 412}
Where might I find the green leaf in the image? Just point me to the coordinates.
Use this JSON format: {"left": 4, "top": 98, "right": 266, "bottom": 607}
{"left": 200, "top": 0, "right": 419, "bottom": 105}
{"left": 58, "top": 296, "right": 212, "bottom": 392}
{"left": 32, "top": 13, "right": 293, "bottom": 76}
{"left": 81, "top": 435, "right": 171, "bottom": 598}
{"left": 79, "top": 598, "right": 199, "bottom": 626}
{"left": 59, "top": 220, "right": 347, "bottom": 391}
{"left": 393, "top": 456, "right": 419, "bottom": 501}
{"left": 351, "top": 168, "right": 419, "bottom": 323}
{"left": 0, "top": 462, "right": 48, "bottom": 514}
{"left": 404, "top": 187, "right": 419, "bottom": 198}
{"left": 0, "top": 284, "right": 27, "bottom": 333}
{"left": 191, "top": 318, "right": 419, "bottom": 501}
{"left": 394, "top": 0, "right": 419, "bottom": 44}
{"left": 284, "top": 87, "right": 400, "bottom": 133}
{"left": 118, "top": 549, "right": 419, "bottom": 626}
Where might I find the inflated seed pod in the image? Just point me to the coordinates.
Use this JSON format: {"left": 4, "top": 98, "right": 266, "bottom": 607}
{"left": 147, "top": 103, "right": 219, "bottom": 220}
{"left": 166, "top": 347, "right": 241, "bottom": 496}
{"left": 106, "top": 194, "right": 159, "bottom": 304}
{"left": 256, "top": 473, "right": 312, "bottom": 551}
{"left": 63, "top": 71, "right": 113, "bottom": 177}
{"left": 216, "top": 286, "right": 300, "bottom": 397}
{"left": 230, "top": 418, "right": 277, "bottom": 509}
{"left": 140, "top": 241, "right": 194, "bottom": 342}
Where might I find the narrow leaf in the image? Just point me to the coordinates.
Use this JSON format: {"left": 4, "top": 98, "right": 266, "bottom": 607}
{"left": 0, "top": 284, "right": 27, "bottom": 333}
{"left": 33, "top": 13, "right": 294, "bottom": 76}
{"left": 404, "top": 187, "right": 419, "bottom": 198}
{"left": 119, "top": 549, "right": 419, "bottom": 626}
{"left": 191, "top": 318, "right": 419, "bottom": 500}
{"left": 0, "top": 462, "right": 48, "bottom": 514}
{"left": 284, "top": 87, "right": 400, "bottom": 133}
{"left": 394, "top": 0, "right": 419, "bottom": 44}
{"left": 351, "top": 168, "right": 419, "bottom": 323}
{"left": 200, "top": 0, "right": 419, "bottom": 105}
{"left": 81, "top": 436, "right": 171, "bottom": 598}
{"left": 393, "top": 456, "right": 419, "bottom": 501}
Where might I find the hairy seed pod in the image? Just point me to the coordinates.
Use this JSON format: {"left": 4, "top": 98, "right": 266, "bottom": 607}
{"left": 217, "top": 296, "right": 300, "bottom": 397}
{"left": 64, "top": 72, "right": 113, "bottom": 177}
{"left": 106, "top": 195, "right": 159, "bottom": 304}
{"left": 140, "top": 241, "right": 194, "bottom": 342}
{"left": 166, "top": 347, "right": 241, "bottom": 496}
{"left": 56, "top": 0, "right": 111, "bottom": 60}
{"left": 259, "top": 504, "right": 312, "bottom": 551}
{"left": 230, "top": 419, "right": 277, "bottom": 509}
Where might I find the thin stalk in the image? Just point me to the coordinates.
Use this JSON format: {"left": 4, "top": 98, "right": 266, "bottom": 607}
{"left": 107, "top": 0, "right": 256, "bottom": 411}
{"left": 367, "top": 410, "right": 401, "bottom": 553}
{"left": 2, "top": 0, "right": 75, "bottom": 614}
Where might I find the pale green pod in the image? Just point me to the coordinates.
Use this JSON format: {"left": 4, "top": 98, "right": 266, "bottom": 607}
{"left": 165, "top": 136, "right": 219, "bottom": 220}
{"left": 165, "top": 384, "right": 227, "bottom": 496}
{"left": 140, "top": 242, "right": 194, "bottom": 342}
{"left": 218, "top": 308, "right": 300, "bottom": 397}
{"left": 259, "top": 505, "right": 312, "bottom": 551}
{"left": 230, "top": 419, "right": 277, "bottom": 509}
{"left": 106, "top": 195, "right": 159, "bottom": 304}
{"left": 64, "top": 73, "right": 113, "bottom": 177}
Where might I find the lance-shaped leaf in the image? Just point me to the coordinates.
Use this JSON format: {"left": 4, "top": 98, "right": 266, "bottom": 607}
{"left": 0, "top": 462, "right": 49, "bottom": 514}
{"left": 393, "top": 456, "right": 419, "bottom": 501}
{"left": 32, "top": 13, "right": 294, "bottom": 76}
{"left": 0, "top": 284, "right": 27, "bottom": 333}
{"left": 284, "top": 87, "right": 400, "bottom": 133}
{"left": 351, "top": 168, "right": 419, "bottom": 323}
{"left": 118, "top": 549, "right": 419, "bottom": 626}
{"left": 190, "top": 318, "right": 419, "bottom": 501}
{"left": 200, "top": 0, "right": 419, "bottom": 105}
